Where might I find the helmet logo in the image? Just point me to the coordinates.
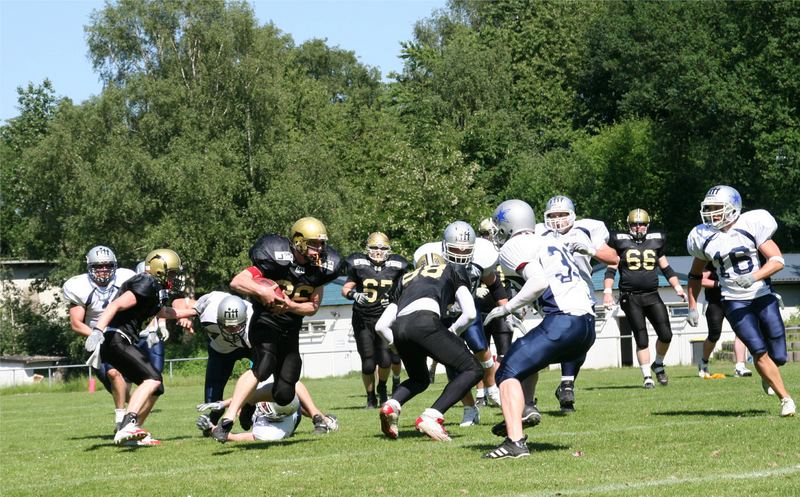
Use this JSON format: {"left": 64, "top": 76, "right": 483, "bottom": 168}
{"left": 495, "top": 208, "right": 510, "bottom": 222}
{"left": 224, "top": 308, "right": 239, "bottom": 320}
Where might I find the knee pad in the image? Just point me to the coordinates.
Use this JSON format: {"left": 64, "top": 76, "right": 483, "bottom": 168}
{"left": 706, "top": 327, "right": 722, "bottom": 343}
{"left": 253, "top": 361, "right": 273, "bottom": 382}
{"left": 633, "top": 329, "right": 649, "bottom": 350}
{"left": 153, "top": 382, "right": 165, "bottom": 396}
{"left": 361, "top": 357, "right": 376, "bottom": 376}
{"left": 272, "top": 384, "right": 296, "bottom": 407}
{"left": 656, "top": 327, "right": 673, "bottom": 344}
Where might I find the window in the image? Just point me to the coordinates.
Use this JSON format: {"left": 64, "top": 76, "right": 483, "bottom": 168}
{"left": 300, "top": 320, "right": 327, "bottom": 343}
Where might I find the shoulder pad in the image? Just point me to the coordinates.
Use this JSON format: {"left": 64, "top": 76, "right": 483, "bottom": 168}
{"left": 113, "top": 268, "right": 137, "bottom": 286}
{"left": 319, "top": 247, "right": 344, "bottom": 275}
{"left": 499, "top": 233, "right": 541, "bottom": 274}
{"left": 62, "top": 274, "right": 92, "bottom": 305}
{"left": 736, "top": 210, "right": 777, "bottom": 246}
{"left": 615, "top": 233, "right": 633, "bottom": 240}
{"left": 249, "top": 235, "right": 294, "bottom": 266}
{"left": 645, "top": 232, "right": 663, "bottom": 240}
{"left": 534, "top": 223, "right": 548, "bottom": 235}
{"left": 385, "top": 254, "right": 408, "bottom": 270}
{"left": 348, "top": 254, "right": 371, "bottom": 267}
{"left": 574, "top": 218, "right": 610, "bottom": 244}
{"left": 472, "top": 238, "right": 499, "bottom": 270}
{"left": 686, "top": 225, "right": 714, "bottom": 259}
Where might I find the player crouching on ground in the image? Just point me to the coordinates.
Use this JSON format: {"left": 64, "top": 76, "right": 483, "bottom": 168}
{"left": 196, "top": 377, "right": 338, "bottom": 441}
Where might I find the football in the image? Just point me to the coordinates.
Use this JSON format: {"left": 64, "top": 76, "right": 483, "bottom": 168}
{"left": 254, "top": 276, "right": 286, "bottom": 301}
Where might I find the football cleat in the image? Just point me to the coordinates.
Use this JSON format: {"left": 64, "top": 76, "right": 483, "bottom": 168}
{"left": 483, "top": 435, "right": 530, "bottom": 459}
{"left": 698, "top": 366, "right": 711, "bottom": 379}
{"left": 651, "top": 363, "right": 668, "bottom": 386}
{"left": 114, "top": 421, "right": 122, "bottom": 434}
{"left": 475, "top": 396, "right": 487, "bottom": 407}
{"left": 365, "top": 393, "right": 379, "bottom": 409}
{"left": 196, "top": 414, "right": 213, "bottom": 437}
{"left": 415, "top": 412, "right": 451, "bottom": 442}
{"left": 780, "top": 397, "right": 796, "bottom": 417}
{"left": 555, "top": 381, "right": 575, "bottom": 413}
{"left": 643, "top": 377, "right": 655, "bottom": 389}
{"left": 459, "top": 405, "right": 480, "bottom": 427}
{"left": 312, "top": 414, "right": 339, "bottom": 434}
{"left": 762, "top": 378, "right": 776, "bottom": 396}
{"left": 491, "top": 402, "right": 541, "bottom": 437}
{"left": 239, "top": 403, "right": 256, "bottom": 431}
{"left": 132, "top": 434, "right": 161, "bottom": 446}
{"left": 211, "top": 418, "right": 233, "bottom": 443}
{"left": 114, "top": 422, "right": 148, "bottom": 445}
{"left": 379, "top": 400, "right": 401, "bottom": 439}
{"left": 734, "top": 367, "right": 753, "bottom": 377}
{"left": 487, "top": 387, "right": 502, "bottom": 407}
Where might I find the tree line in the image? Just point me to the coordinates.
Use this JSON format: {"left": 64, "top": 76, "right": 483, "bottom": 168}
{"left": 2, "top": 0, "right": 798, "bottom": 359}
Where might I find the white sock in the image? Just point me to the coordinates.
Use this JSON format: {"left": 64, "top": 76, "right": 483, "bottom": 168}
{"left": 115, "top": 409, "right": 125, "bottom": 423}
{"left": 641, "top": 363, "right": 651, "bottom": 377}
{"left": 735, "top": 362, "right": 746, "bottom": 371}
{"left": 654, "top": 354, "right": 665, "bottom": 365}
{"left": 561, "top": 375, "right": 575, "bottom": 383}
{"left": 487, "top": 385, "right": 499, "bottom": 396}
{"left": 476, "top": 388, "right": 486, "bottom": 399}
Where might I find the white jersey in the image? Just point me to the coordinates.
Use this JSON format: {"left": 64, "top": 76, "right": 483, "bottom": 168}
{"left": 412, "top": 238, "right": 498, "bottom": 292}
{"left": 687, "top": 209, "right": 777, "bottom": 301}
{"left": 194, "top": 291, "right": 253, "bottom": 353}
{"left": 499, "top": 232, "right": 594, "bottom": 316}
{"left": 536, "top": 218, "right": 609, "bottom": 301}
{"left": 62, "top": 268, "right": 136, "bottom": 328}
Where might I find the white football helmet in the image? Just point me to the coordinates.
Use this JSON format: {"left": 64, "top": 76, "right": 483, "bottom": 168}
{"left": 217, "top": 295, "right": 247, "bottom": 340}
{"left": 86, "top": 245, "right": 117, "bottom": 285}
{"left": 442, "top": 221, "right": 476, "bottom": 265}
{"left": 256, "top": 395, "right": 300, "bottom": 422}
{"left": 700, "top": 185, "right": 742, "bottom": 230}
{"left": 492, "top": 199, "right": 536, "bottom": 245}
{"left": 544, "top": 195, "right": 576, "bottom": 234}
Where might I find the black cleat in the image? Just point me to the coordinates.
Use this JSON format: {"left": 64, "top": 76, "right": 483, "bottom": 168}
{"left": 239, "top": 403, "right": 256, "bottom": 430}
{"left": 651, "top": 363, "right": 669, "bottom": 386}
{"left": 211, "top": 418, "right": 233, "bottom": 443}
{"left": 365, "top": 393, "right": 378, "bottom": 409}
{"left": 555, "top": 381, "right": 575, "bottom": 413}
{"left": 491, "top": 402, "right": 541, "bottom": 437}
{"left": 483, "top": 435, "right": 530, "bottom": 459}
{"left": 312, "top": 414, "right": 338, "bottom": 434}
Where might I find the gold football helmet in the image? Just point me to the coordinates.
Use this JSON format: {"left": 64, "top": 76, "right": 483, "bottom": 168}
{"left": 290, "top": 217, "right": 328, "bottom": 264}
{"left": 627, "top": 209, "right": 650, "bottom": 240}
{"left": 366, "top": 232, "right": 391, "bottom": 263}
{"left": 144, "top": 248, "right": 184, "bottom": 290}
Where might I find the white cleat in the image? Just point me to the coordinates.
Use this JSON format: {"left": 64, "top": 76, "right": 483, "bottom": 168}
{"left": 379, "top": 400, "right": 401, "bottom": 439}
{"left": 762, "top": 378, "right": 776, "bottom": 396}
{"left": 416, "top": 412, "right": 451, "bottom": 441}
{"left": 780, "top": 397, "right": 796, "bottom": 417}
{"left": 114, "top": 422, "right": 148, "bottom": 445}
{"left": 459, "top": 405, "right": 480, "bottom": 427}
{"left": 643, "top": 377, "right": 655, "bottom": 389}
{"left": 487, "top": 387, "right": 502, "bottom": 407}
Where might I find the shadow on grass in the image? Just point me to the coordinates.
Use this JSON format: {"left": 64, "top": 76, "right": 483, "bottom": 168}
{"left": 466, "top": 441, "right": 568, "bottom": 454}
{"left": 652, "top": 409, "right": 768, "bottom": 417}
{"left": 583, "top": 384, "right": 644, "bottom": 391}
{"left": 82, "top": 434, "right": 195, "bottom": 451}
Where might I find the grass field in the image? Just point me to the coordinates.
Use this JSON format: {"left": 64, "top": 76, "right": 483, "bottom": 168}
{"left": 1, "top": 364, "right": 799, "bottom": 497}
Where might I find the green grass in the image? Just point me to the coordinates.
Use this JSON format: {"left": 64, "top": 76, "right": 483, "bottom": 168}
{"left": 1, "top": 364, "right": 799, "bottom": 497}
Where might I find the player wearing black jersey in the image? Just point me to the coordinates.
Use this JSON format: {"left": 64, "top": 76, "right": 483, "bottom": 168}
{"left": 603, "top": 209, "right": 685, "bottom": 388}
{"left": 375, "top": 239, "right": 483, "bottom": 441}
{"left": 342, "top": 232, "right": 409, "bottom": 408}
{"left": 91, "top": 248, "right": 199, "bottom": 445}
{"left": 213, "top": 217, "right": 344, "bottom": 443}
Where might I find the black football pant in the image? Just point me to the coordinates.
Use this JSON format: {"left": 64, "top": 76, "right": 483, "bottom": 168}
{"left": 619, "top": 291, "right": 673, "bottom": 350}
{"left": 392, "top": 311, "right": 482, "bottom": 415}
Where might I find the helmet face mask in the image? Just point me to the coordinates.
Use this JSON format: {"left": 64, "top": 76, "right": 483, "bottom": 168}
{"left": 700, "top": 185, "right": 741, "bottom": 230}
{"left": 290, "top": 217, "right": 328, "bottom": 266}
{"left": 217, "top": 295, "right": 247, "bottom": 341}
{"left": 442, "top": 221, "right": 476, "bottom": 265}
{"left": 492, "top": 199, "right": 536, "bottom": 245}
{"left": 544, "top": 196, "right": 576, "bottom": 234}
{"left": 86, "top": 246, "right": 118, "bottom": 285}
{"left": 144, "top": 248, "right": 183, "bottom": 290}
{"left": 627, "top": 209, "right": 650, "bottom": 241}
{"left": 366, "top": 232, "right": 391, "bottom": 264}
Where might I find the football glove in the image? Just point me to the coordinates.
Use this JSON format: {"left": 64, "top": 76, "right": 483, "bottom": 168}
{"left": 146, "top": 330, "right": 160, "bottom": 348}
{"left": 196, "top": 414, "right": 214, "bottom": 432}
{"left": 85, "top": 328, "right": 105, "bottom": 352}
{"left": 351, "top": 292, "right": 368, "bottom": 305}
{"left": 686, "top": 308, "right": 700, "bottom": 327}
{"left": 158, "top": 320, "right": 169, "bottom": 342}
{"left": 568, "top": 241, "right": 596, "bottom": 257}
{"left": 474, "top": 287, "right": 490, "bottom": 299}
{"left": 197, "top": 401, "right": 226, "bottom": 412}
{"left": 504, "top": 314, "right": 526, "bottom": 335}
{"left": 484, "top": 305, "right": 510, "bottom": 326}
{"left": 734, "top": 274, "right": 755, "bottom": 288}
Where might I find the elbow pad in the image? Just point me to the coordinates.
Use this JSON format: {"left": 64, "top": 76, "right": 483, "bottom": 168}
{"left": 660, "top": 265, "right": 677, "bottom": 280}
{"left": 604, "top": 267, "right": 617, "bottom": 280}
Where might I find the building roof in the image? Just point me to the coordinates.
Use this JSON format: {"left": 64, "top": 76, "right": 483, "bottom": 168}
{"left": 591, "top": 253, "right": 800, "bottom": 290}
{"left": 320, "top": 277, "right": 352, "bottom": 306}
{"left": 0, "top": 355, "right": 67, "bottom": 364}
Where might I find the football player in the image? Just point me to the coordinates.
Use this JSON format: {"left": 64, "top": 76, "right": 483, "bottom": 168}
{"left": 412, "top": 221, "right": 512, "bottom": 427}
{"left": 535, "top": 196, "right": 619, "bottom": 412}
{"left": 686, "top": 185, "right": 794, "bottom": 416}
{"left": 62, "top": 245, "right": 136, "bottom": 432}
{"left": 482, "top": 199, "right": 596, "bottom": 459}
{"left": 375, "top": 222, "right": 483, "bottom": 441}
{"left": 604, "top": 209, "right": 685, "bottom": 388}
{"left": 91, "top": 248, "right": 200, "bottom": 445}
{"left": 196, "top": 380, "right": 338, "bottom": 441}
{"left": 696, "top": 262, "right": 752, "bottom": 378}
{"left": 213, "top": 217, "right": 344, "bottom": 442}
{"left": 342, "top": 232, "right": 409, "bottom": 408}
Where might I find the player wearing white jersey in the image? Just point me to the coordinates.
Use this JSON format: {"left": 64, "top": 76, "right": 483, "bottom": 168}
{"left": 686, "top": 185, "right": 794, "bottom": 417}
{"left": 62, "top": 245, "right": 136, "bottom": 432}
{"left": 482, "top": 200, "right": 595, "bottom": 459}
{"left": 535, "top": 195, "right": 619, "bottom": 412}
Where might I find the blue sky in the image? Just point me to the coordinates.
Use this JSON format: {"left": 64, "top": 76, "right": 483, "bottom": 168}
{"left": 0, "top": 0, "right": 446, "bottom": 122}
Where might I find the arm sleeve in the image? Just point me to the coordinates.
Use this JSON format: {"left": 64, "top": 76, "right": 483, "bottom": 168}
{"left": 449, "top": 286, "right": 477, "bottom": 334}
{"left": 505, "top": 263, "right": 548, "bottom": 314}
{"left": 375, "top": 303, "right": 398, "bottom": 344}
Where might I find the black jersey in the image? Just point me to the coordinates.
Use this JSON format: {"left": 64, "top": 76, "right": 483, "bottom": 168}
{"left": 608, "top": 230, "right": 667, "bottom": 292}
{"left": 704, "top": 261, "right": 722, "bottom": 303}
{"left": 345, "top": 253, "right": 409, "bottom": 318}
{"left": 476, "top": 267, "right": 512, "bottom": 313}
{"left": 108, "top": 273, "right": 165, "bottom": 340}
{"left": 248, "top": 234, "right": 344, "bottom": 331}
{"left": 392, "top": 263, "right": 471, "bottom": 316}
